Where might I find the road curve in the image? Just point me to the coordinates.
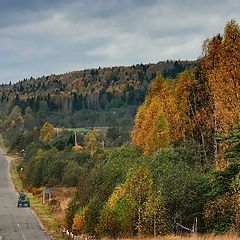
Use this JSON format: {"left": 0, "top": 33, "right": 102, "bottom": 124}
{"left": 0, "top": 148, "right": 52, "bottom": 240}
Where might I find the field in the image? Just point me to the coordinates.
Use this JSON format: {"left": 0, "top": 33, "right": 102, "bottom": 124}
{"left": 55, "top": 126, "right": 108, "bottom": 134}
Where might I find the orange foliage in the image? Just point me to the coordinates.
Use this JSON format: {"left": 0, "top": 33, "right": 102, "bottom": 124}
{"left": 72, "top": 145, "right": 84, "bottom": 152}
{"left": 132, "top": 74, "right": 184, "bottom": 155}
{"left": 202, "top": 20, "right": 240, "bottom": 134}
{"left": 72, "top": 207, "right": 89, "bottom": 235}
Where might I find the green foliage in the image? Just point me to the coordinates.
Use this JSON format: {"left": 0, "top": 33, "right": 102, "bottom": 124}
{"left": 148, "top": 148, "right": 210, "bottom": 231}
{"left": 204, "top": 193, "right": 235, "bottom": 233}
{"left": 10, "top": 129, "right": 39, "bottom": 152}
{"left": 204, "top": 126, "right": 240, "bottom": 233}
{"left": 208, "top": 163, "right": 240, "bottom": 198}
{"left": 26, "top": 148, "right": 65, "bottom": 187}
{"left": 62, "top": 161, "right": 82, "bottom": 186}
{"left": 65, "top": 199, "right": 80, "bottom": 229}
{"left": 49, "top": 136, "right": 70, "bottom": 150}
{"left": 123, "top": 166, "right": 154, "bottom": 235}
{"left": 106, "top": 126, "right": 120, "bottom": 140}
{"left": 24, "top": 140, "right": 50, "bottom": 161}
{"left": 82, "top": 198, "right": 103, "bottom": 235}
{"left": 97, "top": 198, "right": 135, "bottom": 237}
{"left": 142, "top": 192, "right": 168, "bottom": 236}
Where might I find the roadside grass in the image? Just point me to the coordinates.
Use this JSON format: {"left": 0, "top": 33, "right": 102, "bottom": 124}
{"left": 10, "top": 158, "right": 65, "bottom": 240}
{"left": 10, "top": 159, "right": 23, "bottom": 191}
{"left": 0, "top": 134, "right": 9, "bottom": 153}
{"left": 116, "top": 234, "right": 240, "bottom": 240}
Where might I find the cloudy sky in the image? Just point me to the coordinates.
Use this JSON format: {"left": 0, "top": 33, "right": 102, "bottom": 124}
{"left": 0, "top": 0, "right": 239, "bottom": 83}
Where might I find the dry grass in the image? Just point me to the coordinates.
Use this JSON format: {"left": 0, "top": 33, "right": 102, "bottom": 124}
{"left": 51, "top": 186, "right": 76, "bottom": 223}
{"left": 115, "top": 234, "right": 240, "bottom": 240}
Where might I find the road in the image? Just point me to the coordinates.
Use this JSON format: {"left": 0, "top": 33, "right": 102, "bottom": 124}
{"left": 0, "top": 149, "right": 52, "bottom": 240}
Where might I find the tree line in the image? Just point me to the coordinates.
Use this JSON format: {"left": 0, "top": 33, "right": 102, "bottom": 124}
{"left": 0, "top": 60, "right": 194, "bottom": 128}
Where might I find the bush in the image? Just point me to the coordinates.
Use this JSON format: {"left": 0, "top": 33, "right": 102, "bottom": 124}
{"left": 62, "top": 161, "right": 82, "bottom": 186}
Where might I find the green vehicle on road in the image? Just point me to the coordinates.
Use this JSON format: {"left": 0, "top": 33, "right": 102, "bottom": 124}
{"left": 17, "top": 191, "right": 30, "bottom": 207}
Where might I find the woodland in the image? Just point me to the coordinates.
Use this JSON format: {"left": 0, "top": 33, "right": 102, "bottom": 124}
{"left": 0, "top": 20, "right": 239, "bottom": 238}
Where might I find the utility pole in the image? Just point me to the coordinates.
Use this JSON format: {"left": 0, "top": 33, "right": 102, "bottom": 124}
{"left": 74, "top": 130, "right": 77, "bottom": 146}
{"left": 101, "top": 139, "right": 105, "bottom": 149}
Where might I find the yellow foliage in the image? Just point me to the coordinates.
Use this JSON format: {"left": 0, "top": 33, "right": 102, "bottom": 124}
{"left": 175, "top": 71, "right": 192, "bottom": 127}
{"left": 84, "top": 130, "right": 99, "bottom": 156}
{"left": 132, "top": 74, "right": 184, "bottom": 155}
{"left": 204, "top": 193, "right": 234, "bottom": 220}
{"left": 72, "top": 145, "right": 84, "bottom": 152}
{"left": 36, "top": 149, "right": 44, "bottom": 159}
{"left": 145, "top": 112, "right": 170, "bottom": 155}
{"left": 203, "top": 20, "right": 240, "bottom": 134}
{"left": 107, "top": 185, "right": 125, "bottom": 208}
{"left": 123, "top": 166, "right": 153, "bottom": 205}
{"left": 39, "top": 122, "right": 55, "bottom": 142}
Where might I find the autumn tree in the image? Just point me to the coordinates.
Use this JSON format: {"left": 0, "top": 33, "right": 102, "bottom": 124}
{"left": 123, "top": 166, "right": 153, "bottom": 235}
{"left": 202, "top": 20, "right": 240, "bottom": 135}
{"left": 72, "top": 207, "right": 89, "bottom": 235}
{"left": 142, "top": 191, "right": 168, "bottom": 236}
{"left": 132, "top": 74, "right": 184, "bottom": 155}
{"left": 97, "top": 185, "right": 134, "bottom": 237}
{"left": 97, "top": 165, "right": 154, "bottom": 237}
{"left": 23, "top": 106, "right": 35, "bottom": 130}
{"left": 0, "top": 105, "right": 24, "bottom": 142}
{"left": 175, "top": 71, "right": 193, "bottom": 129}
{"left": 197, "top": 20, "right": 240, "bottom": 165}
{"left": 84, "top": 130, "right": 99, "bottom": 156}
{"left": 39, "top": 122, "right": 55, "bottom": 142}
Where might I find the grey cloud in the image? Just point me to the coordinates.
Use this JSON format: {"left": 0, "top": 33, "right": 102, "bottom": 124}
{"left": 0, "top": 0, "right": 240, "bottom": 83}
{"left": 0, "top": 0, "right": 68, "bottom": 28}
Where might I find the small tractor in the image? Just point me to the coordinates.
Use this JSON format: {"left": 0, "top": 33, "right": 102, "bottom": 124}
{"left": 17, "top": 191, "right": 30, "bottom": 207}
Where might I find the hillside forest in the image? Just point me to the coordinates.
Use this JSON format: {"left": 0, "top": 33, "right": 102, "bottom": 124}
{"left": 0, "top": 20, "right": 239, "bottom": 238}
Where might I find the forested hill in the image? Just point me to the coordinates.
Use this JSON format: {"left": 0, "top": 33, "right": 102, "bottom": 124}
{"left": 0, "top": 60, "right": 194, "bottom": 127}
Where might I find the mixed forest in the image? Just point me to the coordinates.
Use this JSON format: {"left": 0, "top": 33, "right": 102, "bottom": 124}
{"left": 0, "top": 20, "right": 239, "bottom": 238}
{"left": 0, "top": 60, "right": 193, "bottom": 129}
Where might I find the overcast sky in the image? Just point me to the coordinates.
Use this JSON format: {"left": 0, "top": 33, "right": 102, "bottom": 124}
{"left": 0, "top": 0, "right": 239, "bottom": 83}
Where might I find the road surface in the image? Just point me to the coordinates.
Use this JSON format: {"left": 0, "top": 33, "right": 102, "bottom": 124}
{"left": 0, "top": 149, "right": 52, "bottom": 240}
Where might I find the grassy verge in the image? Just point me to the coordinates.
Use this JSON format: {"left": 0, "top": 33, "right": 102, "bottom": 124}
{"left": 0, "top": 134, "right": 9, "bottom": 153}
{"left": 10, "top": 158, "right": 65, "bottom": 240}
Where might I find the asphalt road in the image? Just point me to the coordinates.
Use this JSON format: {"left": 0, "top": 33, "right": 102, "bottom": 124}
{"left": 0, "top": 149, "right": 52, "bottom": 240}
